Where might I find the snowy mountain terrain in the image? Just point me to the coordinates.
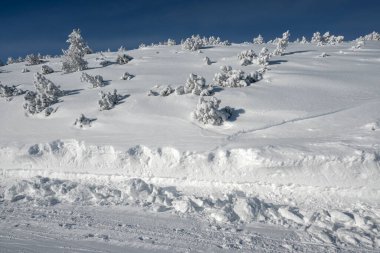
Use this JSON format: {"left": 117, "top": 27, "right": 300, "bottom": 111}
{"left": 0, "top": 38, "right": 380, "bottom": 252}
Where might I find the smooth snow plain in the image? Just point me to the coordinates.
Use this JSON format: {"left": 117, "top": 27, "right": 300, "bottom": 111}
{"left": 0, "top": 41, "right": 380, "bottom": 252}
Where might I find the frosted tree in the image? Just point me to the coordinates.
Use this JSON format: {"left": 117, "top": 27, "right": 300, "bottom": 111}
{"left": 25, "top": 54, "right": 42, "bottom": 65}
{"left": 204, "top": 56, "right": 212, "bottom": 65}
{"left": 116, "top": 54, "right": 133, "bottom": 64}
{"left": 300, "top": 36, "right": 308, "bottom": 44}
{"left": 61, "top": 29, "right": 90, "bottom": 73}
{"left": 7, "top": 57, "right": 15, "bottom": 65}
{"left": 311, "top": 32, "right": 322, "bottom": 44}
{"left": 159, "top": 85, "right": 174, "bottom": 96}
{"left": 34, "top": 72, "right": 63, "bottom": 98}
{"left": 183, "top": 73, "right": 207, "bottom": 95}
{"left": 253, "top": 34, "right": 264, "bottom": 44}
{"left": 191, "top": 96, "right": 231, "bottom": 125}
{"left": 272, "top": 30, "right": 290, "bottom": 56}
{"left": 80, "top": 72, "right": 105, "bottom": 88}
{"left": 237, "top": 49, "right": 257, "bottom": 66}
{"left": 257, "top": 47, "right": 270, "bottom": 66}
{"left": 0, "top": 83, "right": 25, "bottom": 98}
{"left": 41, "top": 65, "right": 54, "bottom": 74}
{"left": 167, "top": 38, "right": 177, "bottom": 45}
{"left": 74, "top": 114, "right": 96, "bottom": 128}
{"left": 182, "top": 35, "right": 204, "bottom": 51}
{"left": 98, "top": 89, "right": 123, "bottom": 110}
{"left": 120, "top": 72, "right": 135, "bottom": 80}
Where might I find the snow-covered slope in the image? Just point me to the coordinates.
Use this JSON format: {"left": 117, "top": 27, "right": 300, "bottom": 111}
{"left": 1, "top": 41, "right": 380, "bottom": 251}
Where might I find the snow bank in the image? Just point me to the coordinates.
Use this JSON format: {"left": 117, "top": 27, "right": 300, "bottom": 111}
{"left": 2, "top": 176, "right": 379, "bottom": 249}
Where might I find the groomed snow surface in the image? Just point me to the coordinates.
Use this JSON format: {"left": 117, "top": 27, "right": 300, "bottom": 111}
{"left": 1, "top": 41, "right": 380, "bottom": 252}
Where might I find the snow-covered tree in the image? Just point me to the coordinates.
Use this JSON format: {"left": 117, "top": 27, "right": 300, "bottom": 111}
{"left": 120, "top": 72, "right": 134, "bottom": 80}
{"left": 272, "top": 30, "right": 290, "bottom": 56}
{"left": 74, "top": 114, "right": 95, "bottom": 128}
{"left": 7, "top": 57, "right": 15, "bottom": 65}
{"left": 34, "top": 72, "right": 64, "bottom": 98}
{"left": 191, "top": 96, "right": 231, "bottom": 125}
{"left": 98, "top": 89, "right": 123, "bottom": 110}
{"left": 41, "top": 65, "right": 54, "bottom": 75}
{"left": 213, "top": 66, "right": 261, "bottom": 88}
{"left": 237, "top": 49, "right": 257, "bottom": 66}
{"left": 21, "top": 68, "right": 30, "bottom": 73}
{"left": 61, "top": 29, "right": 90, "bottom": 73}
{"left": 300, "top": 36, "right": 308, "bottom": 44}
{"left": 167, "top": 38, "right": 176, "bottom": 46}
{"left": 80, "top": 72, "right": 105, "bottom": 88}
{"left": 253, "top": 34, "right": 264, "bottom": 44}
{"left": 25, "top": 54, "right": 42, "bottom": 65}
{"left": 311, "top": 32, "right": 322, "bottom": 44}
{"left": 362, "top": 31, "right": 380, "bottom": 41}
{"left": 116, "top": 54, "right": 133, "bottom": 64}
{"left": 159, "top": 85, "right": 174, "bottom": 96}
{"left": 204, "top": 56, "right": 212, "bottom": 65}
{"left": 0, "top": 83, "right": 25, "bottom": 98}
{"left": 182, "top": 35, "right": 204, "bottom": 51}
{"left": 183, "top": 73, "right": 207, "bottom": 95}
{"left": 257, "top": 47, "right": 270, "bottom": 66}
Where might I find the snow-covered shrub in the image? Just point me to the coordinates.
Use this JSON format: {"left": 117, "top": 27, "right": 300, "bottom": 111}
{"left": 120, "top": 72, "right": 134, "bottom": 80}
{"left": 203, "top": 36, "right": 231, "bottom": 46}
{"left": 253, "top": 34, "right": 264, "bottom": 44}
{"left": 34, "top": 72, "right": 63, "bottom": 98}
{"left": 300, "top": 36, "right": 308, "bottom": 44}
{"left": 237, "top": 49, "right": 257, "bottom": 66}
{"left": 7, "top": 57, "right": 15, "bottom": 65}
{"left": 272, "top": 30, "right": 290, "bottom": 56}
{"left": 159, "top": 85, "right": 174, "bottom": 96}
{"left": 213, "top": 66, "right": 261, "bottom": 88}
{"left": 21, "top": 68, "right": 30, "bottom": 73}
{"left": 191, "top": 96, "right": 231, "bottom": 126}
{"left": 183, "top": 73, "right": 207, "bottom": 95}
{"left": 182, "top": 35, "right": 204, "bottom": 51}
{"left": 80, "top": 72, "right": 105, "bottom": 88}
{"left": 74, "top": 114, "right": 95, "bottom": 128}
{"left": 204, "top": 56, "right": 211, "bottom": 65}
{"left": 61, "top": 29, "right": 90, "bottom": 73}
{"left": 98, "top": 89, "right": 123, "bottom": 110}
{"left": 23, "top": 91, "right": 56, "bottom": 116}
{"left": 311, "top": 32, "right": 322, "bottom": 44}
{"left": 0, "top": 83, "right": 25, "bottom": 98}
{"left": 166, "top": 38, "right": 177, "bottom": 46}
{"left": 139, "top": 43, "right": 147, "bottom": 49}
{"left": 257, "top": 47, "right": 270, "bottom": 66}
{"left": 352, "top": 39, "right": 365, "bottom": 50}
{"left": 41, "top": 65, "right": 54, "bottom": 74}
{"left": 361, "top": 31, "right": 380, "bottom": 41}
{"left": 312, "top": 31, "right": 344, "bottom": 45}
{"left": 116, "top": 54, "right": 133, "bottom": 65}
{"left": 25, "top": 54, "right": 42, "bottom": 66}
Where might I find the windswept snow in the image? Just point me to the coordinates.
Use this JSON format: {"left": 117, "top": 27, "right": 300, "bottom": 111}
{"left": 1, "top": 40, "right": 380, "bottom": 252}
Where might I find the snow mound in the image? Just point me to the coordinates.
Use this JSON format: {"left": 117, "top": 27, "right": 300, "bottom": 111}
{"left": 2, "top": 176, "right": 379, "bottom": 249}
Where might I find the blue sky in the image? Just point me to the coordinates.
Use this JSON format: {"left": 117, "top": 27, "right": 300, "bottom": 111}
{"left": 0, "top": 0, "right": 379, "bottom": 62}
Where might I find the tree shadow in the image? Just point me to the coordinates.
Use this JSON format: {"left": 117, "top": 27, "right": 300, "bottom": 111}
{"left": 282, "top": 50, "right": 315, "bottom": 56}
{"left": 210, "top": 86, "right": 224, "bottom": 94}
{"left": 268, "top": 60, "right": 288, "bottom": 65}
{"left": 64, "top": 89, "right": 83, "bottom": 96}
{"left": 224, "top": 107, "right": 245, "bottom": 122}
{"left": 200, "top": 46, "right": 214, "bottom": 49}
{"left": 116, "top": 94, "right": 130, "bottom": 105}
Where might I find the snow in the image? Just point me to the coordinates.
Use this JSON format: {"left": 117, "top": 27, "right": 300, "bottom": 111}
{"left": 1, "top": 40, "right": 380, "bottom": 251}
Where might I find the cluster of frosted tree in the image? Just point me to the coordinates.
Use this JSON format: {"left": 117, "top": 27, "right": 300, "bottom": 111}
{"left": 0, "top": 82, "right": 25, "bottom": 98}
{"left": 238, "top": 49, "right": 257, "bottom": 66}
{"left": 98, "top": 90, "right": 123, "bottom": 110}
{"left": 41, "top": 65, "right": 54, "bottom": 74}
{"left": 74, "top": 114, "right": 95, "bottom": 128}
{"left": 24, "top": 73, "right": 64, "bottom": 116}
{"left": 311, "top": 32, "right": 344, "bottom": 45}
{"left": 61, "top": 29, "right": 91, "bottom": 73}
{"left": 80, "top": 72, "right": 105, "bottom": 88}
{"left": 253, "top": 34, "right": 264, "bottom": 44}
{"left": 181, "top": 35, "right": 230, "bottom": 51}
{"left": 176, "top": 74, "right": 212, "bottom": 96}
{"left": 357, "top": 31, "right": 380, "bottom": 41}
{"left": 116, "top": 54, "right": 133, "bottom": 64}
{"left": 191, "top": 96, "right": 232, "bottom": 126}
{"left": 272, "top": 31, "right": 290, "bottom": 56}
{"left": 213, "top": 65, "right": 262, "bottom": 88}
{"left": 25, "top": 54, "right": 42, "bottom": 65}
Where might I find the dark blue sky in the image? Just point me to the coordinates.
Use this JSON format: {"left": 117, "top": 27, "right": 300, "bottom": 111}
{"left": 0, "top": 0, "right": 379, "bottom": 61}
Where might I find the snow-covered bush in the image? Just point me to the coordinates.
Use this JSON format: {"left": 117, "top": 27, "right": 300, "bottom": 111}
{"left": 204, "top": 56, "right": 211, "bottom": 65}
{"left": 138, "top": 43, "right": 147, "bottom": 49}
{"left": 80, "top": 72, "right": 105, "bottom": 88}
{"left": 159, "top": 85, "right": 174, "bottom": 96}
{"left": 34, "top": 72, "right": 63, "bottom": 98}
{"left": 23, "top": 91, "right": 56, "bottom": 116}
{"left": 191, "top": 96, "right": 231, "bottom": 126}
{"left": 311, "top": 32, "right": 322, "bottom": 44}
{"left": 25, "top": 54, "right": 42, "bottom": 66}
{"left": 120, "top": 72, "right": 134, "bottom": 80}
{"left": 116, "top": 54, "right": 133, "bottom": 65}
{"left": 183, "top": 73, "right": 207, "bottom": 95}
{"left": 21, "top": 68, "right": 30, "bottom": 73}
{"left": 7, "top": 57, "right": 15, "bottom": 65}
{"left": 0, "top": 83, "right": 25, "bottom": 98}
{"left": 237, "top": 49, "right": 257, "bottom": 66}
{"left": 61, "top": 29, "right": 90, "bottom": 73}
{"left": 253, "top": 34, "right": 264, "bottom": 44}
{"left": 98, "top": 89, "right": 123, "bottom": 110}
{"left": 272, "top": 30, "right": 290, "bottom": 56}
{"left": 213, "top": 66, "right": 261, "bottom": 88}
{"left": 352, "top": 39, "right": 365, "bottom": 50}
{"left": 41, "top": 65, "right": 54, "bottom": 74}
{"left": 203, "top": 36, "right": 231, "bottom": 46}
{"left": 74, "top": 114, "right": 95, "bottom": 128}
{"left": 312, "top": 31, "right": 344, "bottom": 45}
{"left": 182, "top": 35, "right": 204, "bottom": 51}
{"left": 257, "top": 47, "right": 270, "bottom": 66}
{"left": 166, "top": 38, "right": 177, "bottom": 46}
{"left": 300, "top": 36, "right": 308, "bottom": 44}
{"left": 361, "top": 31, "right": 380, "bottom": 41}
